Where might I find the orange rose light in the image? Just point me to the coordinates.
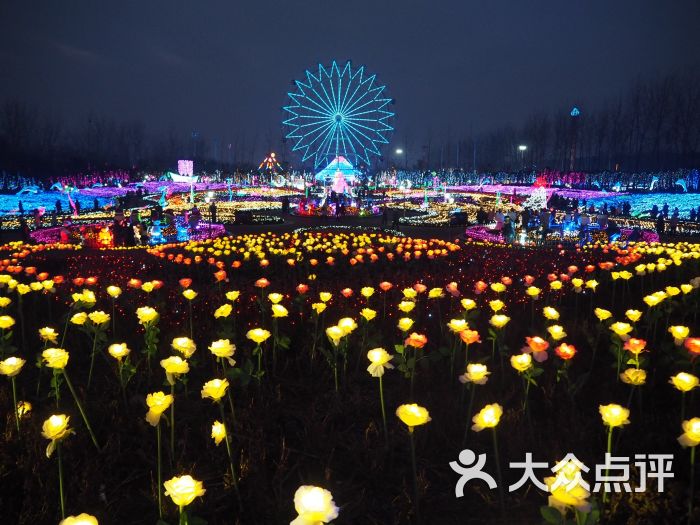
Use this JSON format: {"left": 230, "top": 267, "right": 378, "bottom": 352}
{"left": 405, "top": 332, "right": 427, "bottom": 349}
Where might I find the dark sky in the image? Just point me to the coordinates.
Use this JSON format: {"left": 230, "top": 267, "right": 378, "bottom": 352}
{"left": 1, "top": 0, "right": 699, "bottom": 161}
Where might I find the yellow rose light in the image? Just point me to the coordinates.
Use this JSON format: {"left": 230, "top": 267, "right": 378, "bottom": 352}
{"left": 360, "top": 308, "right": 377, "bottom": 321}
{"left": 42, "top": 414, "right": 73, "bottom": 457}
{"left": 311, "top": 302, "right": 327, "bottom": 315}
{"left": 337, "top": 317, "right": 357, "bottom": 335}
{"left": 367, "top": 348, "right": 393, "bottom": 377}
{"left": 526, "top": 286, "right": 541, "bottom": 298}
{"left": 182, "top": 289, "right": 198, "bottom": 301}
{"left": 461, "top": 298, "right": 477, "bottom": 311}
{"left": 471, "top": 403, "right": 503, "bottom": 432}
{"left": 428, "top": 287, "right": 444, "bottom": 299}
{"left": 271, "top": 304, "right": 289, "bottom": 318}
{"left": 544, "top": 461, "right": 591, "bottom": 515}
{"left": 70, "top": 312, "right": 87, "bottom": 325}
{"left": 214, "top": 304, "right": 233, "bottom": 318}
{"left": 0, "top": 355, "right": 25, "bottom": 377}
{"left": 59, "top": 513, "right": 98, "bottom": 525}
{"left": 163, "top": 474, "right": 206, "bottom": 509}
{"left": 447, "top": 318, "right": 469, "bottom": 333}
{"left": 107, "top": 343, "right": 130, "bottom": 361}
{"left": 171, "top": 337, "right": 196, "bottom": 358}
{"left": 670, "top": 372, "right": 699, "bottom": 393}
{"left": 542, "top": 306, "right": 559, "bottom": 320}
{"left": 0, "top": 315, "right": 15, "bottom": 329}
{"left": 201, "top": 378, "right": 229, "bottom": 402}
{"left": 397, "top": 317, "right": 414, "bottom": 332}
{"left": 291, "top": 485, "right": 339, "bottom": 525}
{"left": 396, "top": 403, "right": 431, "bottom": 432}
{"left": 145, "top": 391, "right": 174, "bottom": 426}
{"left": 39, "top": 326, "right": 59, "bottom": 344}
{"left": 107, "top": 285, "right": 122, "bottom": 298}
{"left": 42, "top": 348, "right": 69, "bottom": 369}
{"left": 459, "top": 363, "right": 490, "bottom": 385}
{"left": 319, "top": 292, "right": 332, "bottom": 303}
{"left": 398, "top": 300, "right": 416, "bottom": 313}
{"left": 547, "top": 324, "right": 567, "bottom": 341}
{"left": 489, "top": 314, "right": 510, "bottom": 329}
{"left": 211, "top": 420, "right": 226, "bottom": 446}
{"left": 609, "top": 322, "right": 633, "bottom": 341}
{"left": 625, "top": 309, "right": 642, "bottom": 322}
{"left": 361, "top": 286, "right": 375, "bottom": 299}
{"left": 325, "top": 325, "right": 344, "bottom": 346}
{"left": 136, "top": 306, "right": 159, "bottom": 324}
{"left": 620, "top": 368, "right": 646, "bottom": 386}
{"left": 489, "top": 300, "right": 505, "bottom": 313}
{"left": 160, "top": 356, "right": 189, "bottom": 385}
{"left": 599, "top": 404, "right": 630, "bottom": 428}
{"left": 669, "top": 325, "right": 690, "bottom": 345}
{"left": 225, "top": 290, "right": 240, "bottom": 302}
{"left": 594, "top": 308, "right": 612, "bottom": 321}
{"left": 209, "top": 339, "right": 236, "bottom": 366}
{"left": 678, "top": 418, "right": 700, "bottom": 448}
{"left": 510, "top": 353, "right": 533, "bottom": 372}
{"left": 246, "top": 328, "right": 271, "bottom": 344}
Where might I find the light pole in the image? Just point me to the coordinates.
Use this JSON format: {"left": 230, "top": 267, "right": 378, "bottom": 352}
{"left": 518, "top": 145, "right": 527, "bottom": 169}
{"left": 395, "top": 148, "right": 406, "bottom": 171}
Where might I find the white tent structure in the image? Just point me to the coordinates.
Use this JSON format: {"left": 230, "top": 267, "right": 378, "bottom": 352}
{"left": 314, "top": 156, "right": 361, "bottom": 182}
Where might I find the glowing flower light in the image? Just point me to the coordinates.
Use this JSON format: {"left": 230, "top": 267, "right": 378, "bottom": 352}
{"left": 171, "top": 337, "right": 196, "bottom": 358}
{"left": 670, "top": 372, "right": 699, "bottom": 392}
{"left": 669, "top": 325, "right": 690, "bottom": 345}
{"left": 599, "top": 404, "right": 630, "bottom": 428}
{"left": 211, "top": 420, "right": 226, "bottom": 446}
{"left": 42, "top": 414, "right": 73, "bottom": 457}
{"left": 489, "top": 314, "right": 510, "bottom": 329}
{"left": 291, "top": 485, "right": 339, "bottom": 525}
{"left": 163, "top": 475, "right": 206, "bottom": 507}
{"left": 471, "top": 403, "right": 503, "bottom": 431}
{"left": 201, "top": 378, "right": 229, "bottom": 402}
{"left": 678, "top": 418, "right": 700, "bottom": 447}
{"left": 396, "top": 403, "right": 431, "bottom": 431}
{"left": 367, "top": 348, "right": 394, "bottom": 377}
{"left": 145, "top": 391, "right": 174, "bottom": 426}
{"left": 59, "top": 514, "right": 99, "bottom": 525}
{"left": 547, "top": 324, "right": 567, "bottom": 341}
{"left": 459, "top": 363, "right": 490, "bottom": 385}
{"left": 107, "top": 343, "right": 130, "bottom": 361}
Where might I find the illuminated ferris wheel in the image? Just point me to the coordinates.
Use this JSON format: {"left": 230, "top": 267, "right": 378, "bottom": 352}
{"left": 283, "top": 60, "right": 395, "bottom": 170}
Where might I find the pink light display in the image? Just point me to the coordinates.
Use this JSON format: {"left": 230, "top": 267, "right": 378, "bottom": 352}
{"left": 178, "top": 160, "right": 194, "bottom": 176}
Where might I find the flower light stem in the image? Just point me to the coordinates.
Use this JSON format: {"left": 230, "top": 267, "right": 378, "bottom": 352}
{"left": 87, "top": 331, "right": 98, "bottom": 391}
{"left": 492, "top": 428, "right": 505, "bottom": 517}
{"left": 463, "top": 385, "right": 476, "bottom": 445}
{"left": 188, "top": 302, "right": 193, "bottom": 340}
{"left": 681, "top": 392, "right": 687, "bottom": 424}
{"left": 689, "top": 446, "right": 696, "bottom": 525}
{"left": 409, "top": 430, "right": 421, "bottom": 524}
{"left": 219, "top": 402, "right": 241, "bottom": 505}
{"left": 170, "top": 384, "right": 176, "bottom": 458}
{"left": 378, "top": 374, "right": 387, "bottom": 438}
{"left": 57, "top": 442, "right": 66, "bottom": 519}
{"left": 111, "top": 298, "right": 116, "bottom": 336}
{"left": 157, "top": 422, "right": 163, "bottom": 518}
{"left": 179, "top": 505, "right": 188, "bottom": 525}
{"left": 53, "top": 368, "right": 61, "bottom": 407}
{"left": 63, "top": 370, "right": 99, "bottom": 450}
{"left": 11, "top": 376, "right": 19, "bottom": 432}
{"left": 603, "top": 427, "right": 613, "bottom": 504}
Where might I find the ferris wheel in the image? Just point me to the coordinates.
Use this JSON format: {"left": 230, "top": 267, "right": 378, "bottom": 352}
{"left": 283, "top": 60, "right": 395, "bottom": 170}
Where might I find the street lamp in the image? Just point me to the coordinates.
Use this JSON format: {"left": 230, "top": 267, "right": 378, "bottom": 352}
{"left": 394, "top": 148, "right": 406, "bottom": 169}
{"left": 518, "top": 145, "right": 527, "bottom": 169}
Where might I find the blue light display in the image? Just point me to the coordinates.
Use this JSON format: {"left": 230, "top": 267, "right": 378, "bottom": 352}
{"left": 283, "top": 61, "right": 395, "bottom": 169}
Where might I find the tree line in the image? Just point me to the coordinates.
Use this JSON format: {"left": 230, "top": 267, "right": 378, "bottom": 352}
{"left": 1, "top": 71, "right": 699, "bottom": 177}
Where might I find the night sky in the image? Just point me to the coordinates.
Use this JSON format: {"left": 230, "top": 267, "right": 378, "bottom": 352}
{"left": 1, "top": 1, "right": 699, "bottom": 161}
